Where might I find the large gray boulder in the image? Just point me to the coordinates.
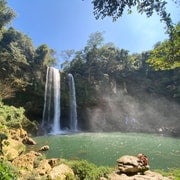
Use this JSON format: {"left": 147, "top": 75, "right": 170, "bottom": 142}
{"left": 117, "top": 154, "right": 149, "bottom": 175}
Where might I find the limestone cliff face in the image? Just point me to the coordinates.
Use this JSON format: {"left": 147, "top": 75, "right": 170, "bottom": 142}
{"left": 77, "top": 77, "right": 180, "bottom": 135}
{"left": 8, "top": 70, "right": 179, "bottom": 136}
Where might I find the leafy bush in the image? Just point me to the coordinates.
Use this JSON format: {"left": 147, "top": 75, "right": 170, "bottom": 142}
{"left": 0, "top": 101, "right": 37, "bottom": 131}
{"left": 96, "top": 166, "right": 113, "bottom": 178}
{"left": 64, "top": 172, "right": 75, "bottom": 180}
{"left": 0, "top": 160, "right": 18, "bottom": 180}
{"left": 67, "top": 160, "right": 112, "bottom": 180}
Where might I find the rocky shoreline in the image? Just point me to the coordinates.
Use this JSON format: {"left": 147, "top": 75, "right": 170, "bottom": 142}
{"left": 0, "top": 128, "right": 175, "bottom": 179}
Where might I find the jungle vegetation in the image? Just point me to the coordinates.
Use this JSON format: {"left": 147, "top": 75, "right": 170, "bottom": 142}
{"left": 0, "top": 1, "right": 179, "bottom": 178}
{"left": 0, "top": 0, "right": 179, "bottom": 125}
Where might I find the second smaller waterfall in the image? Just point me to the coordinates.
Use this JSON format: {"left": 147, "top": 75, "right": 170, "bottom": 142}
{"left": 68, "top": 73, "right": 78, "bottom": 131}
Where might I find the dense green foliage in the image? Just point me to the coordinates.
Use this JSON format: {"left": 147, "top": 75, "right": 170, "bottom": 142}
{"left": 0, "top": 0, "right": 15, "bottom": 28}
{"left": 0, "top": 1, "right": 179, "bottom": 178}
{"left": 92, "top": 0, "right": 179, "bottom": 70}
{"left": 60, "top": 32, "right": 180, "bottom": 132}
{"left": 0, "top": 160, "right": 18, "bottom": 180}
{"left": 0, "top": 101, "right": 37, "bottom": 131}
{"left": 147, "top": 23, "right": 180, "bottom": 70}
{"left": 0, "top": 0, "right": 179, "bottom": 132}
{"left": 0, "top": 0, "right": 56, "bottom": 121}
{"left": 62, "top": 32, "right": 180, "bottom": 105}
{"left": 0, "top": 26, "right": 55, "bottom": 99}
{"left": 67, "top": 160, "right": 112, "bottom": 180}
{"left": 63, "top": 159, "right": 180, "bottom": 179}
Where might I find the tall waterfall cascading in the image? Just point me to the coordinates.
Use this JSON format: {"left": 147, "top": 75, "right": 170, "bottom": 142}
{"left": 68, "top": 73, "right": 78, "bottom": 131}
{"left": 42, "top": 67, "right": 61, "bottom": 134}
{"left": 52, "top": 68, "right": 61, "bottom": 133}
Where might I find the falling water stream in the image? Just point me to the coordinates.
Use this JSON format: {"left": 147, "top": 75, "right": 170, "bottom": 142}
{"left": 42, "top": 67, "right": 61, "bottom": 134}
{"left": 42, "top": 68, "right": 78, "bottom": 134}
{"left": 68, "top": 73, "right": 78, "bottom": 131}
{"left": 51, "top": 68, "right": 61, "bottom": 133}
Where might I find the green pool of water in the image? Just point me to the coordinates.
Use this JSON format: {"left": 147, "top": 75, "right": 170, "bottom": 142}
{"left": 33, "top": 132, "right": 180, "bottom": 170}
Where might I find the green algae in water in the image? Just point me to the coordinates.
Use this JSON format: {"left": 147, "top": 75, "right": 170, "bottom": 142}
{"left": 33, "top": 132, "right": 180, "bottom": 170}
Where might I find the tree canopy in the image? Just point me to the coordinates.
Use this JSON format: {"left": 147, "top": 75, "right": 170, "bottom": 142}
{"left": 0, "top": 0, "right": 179, "bottom": 124}
{"left": 62, "top": 31, "right": 180, "bottom": 106}
{"left": 0, "top": 0, "right": 15, "bottom": 28}
{"left": 92, "top": 0, "right": 179, "bottom": 70}
{"left": 147, "top": 23, "right": 180, "bottom": 70}
{"left": 0, "top": 0, "right": 56, "bottom": 100}
{"left": 92, "top": 0, "right": 176, "bottom": 34}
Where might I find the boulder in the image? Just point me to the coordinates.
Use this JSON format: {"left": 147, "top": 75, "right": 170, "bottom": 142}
{"left": 9, "top": 128, "right": 27, "bottom": 141}
{"left": 48, "top": 158, "right": 60, "bottom": 168}
{"left": 48, "top": 163, "right": 74, "bottom": 180}
{"left": 2, "top": 138, "right": 25, "bottom": 161}
{"left": 36, "top": 159, "right": 52, "bottom": 176}
{"left": 117, "top": 155, "right": 149, "bottom": 175}
{"left": 22, "top": 137, "right": 36, "bottom": 145}
{"left": 9, "top": 129, "right": 20, "bottom": 141}
{"left": 9, "top": 128, "right": 37, "bottom": 146}
{"left": 12, "top": 151, "right": 42, "bottom": 171}
{"left": 18, "top": 128, "right": 28, "bottom": 138}
{"left": 108, "top": 170, "right": 174, "bottom": 180}
{"left": 144, "top": 170, "right": 174, "bottom": 180}
{"left": 39, "top": 145, "right": 49, "bottom": 151}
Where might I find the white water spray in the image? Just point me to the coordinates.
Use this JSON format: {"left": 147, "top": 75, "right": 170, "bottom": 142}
{"left": 68, "top": 73, "right": 78, "bottom": 131}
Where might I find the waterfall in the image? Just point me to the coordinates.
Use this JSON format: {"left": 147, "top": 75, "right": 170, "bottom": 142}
{"left": 42, "top": 67, "right": 61, "bottom": 134}
{"left": 68, "top": 73, "right": 78, "bottom": 131}
{"left": 51, "top": 68, "right": 61, "bottom": 133}
{"left": 42, "top": 67, "right": 50, "bottom": 127}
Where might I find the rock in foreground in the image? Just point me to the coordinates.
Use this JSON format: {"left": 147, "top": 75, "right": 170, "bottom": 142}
{"left": 108, "top": 170, "right": 174, "bottom": 180}
{"left": 107, "top": 154, "right": 174, "bottom": 180}
{"left": 117, "top": 154, "right": 149, "bottom": 175}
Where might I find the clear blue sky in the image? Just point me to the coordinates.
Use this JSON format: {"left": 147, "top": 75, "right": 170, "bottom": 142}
{"left": 7, "top": 0, "right": 179, "bottom": 62}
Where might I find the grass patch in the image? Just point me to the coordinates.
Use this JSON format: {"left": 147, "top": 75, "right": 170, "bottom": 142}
{"left": 155, "top": 168, "right": 180, "bottom": 180}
